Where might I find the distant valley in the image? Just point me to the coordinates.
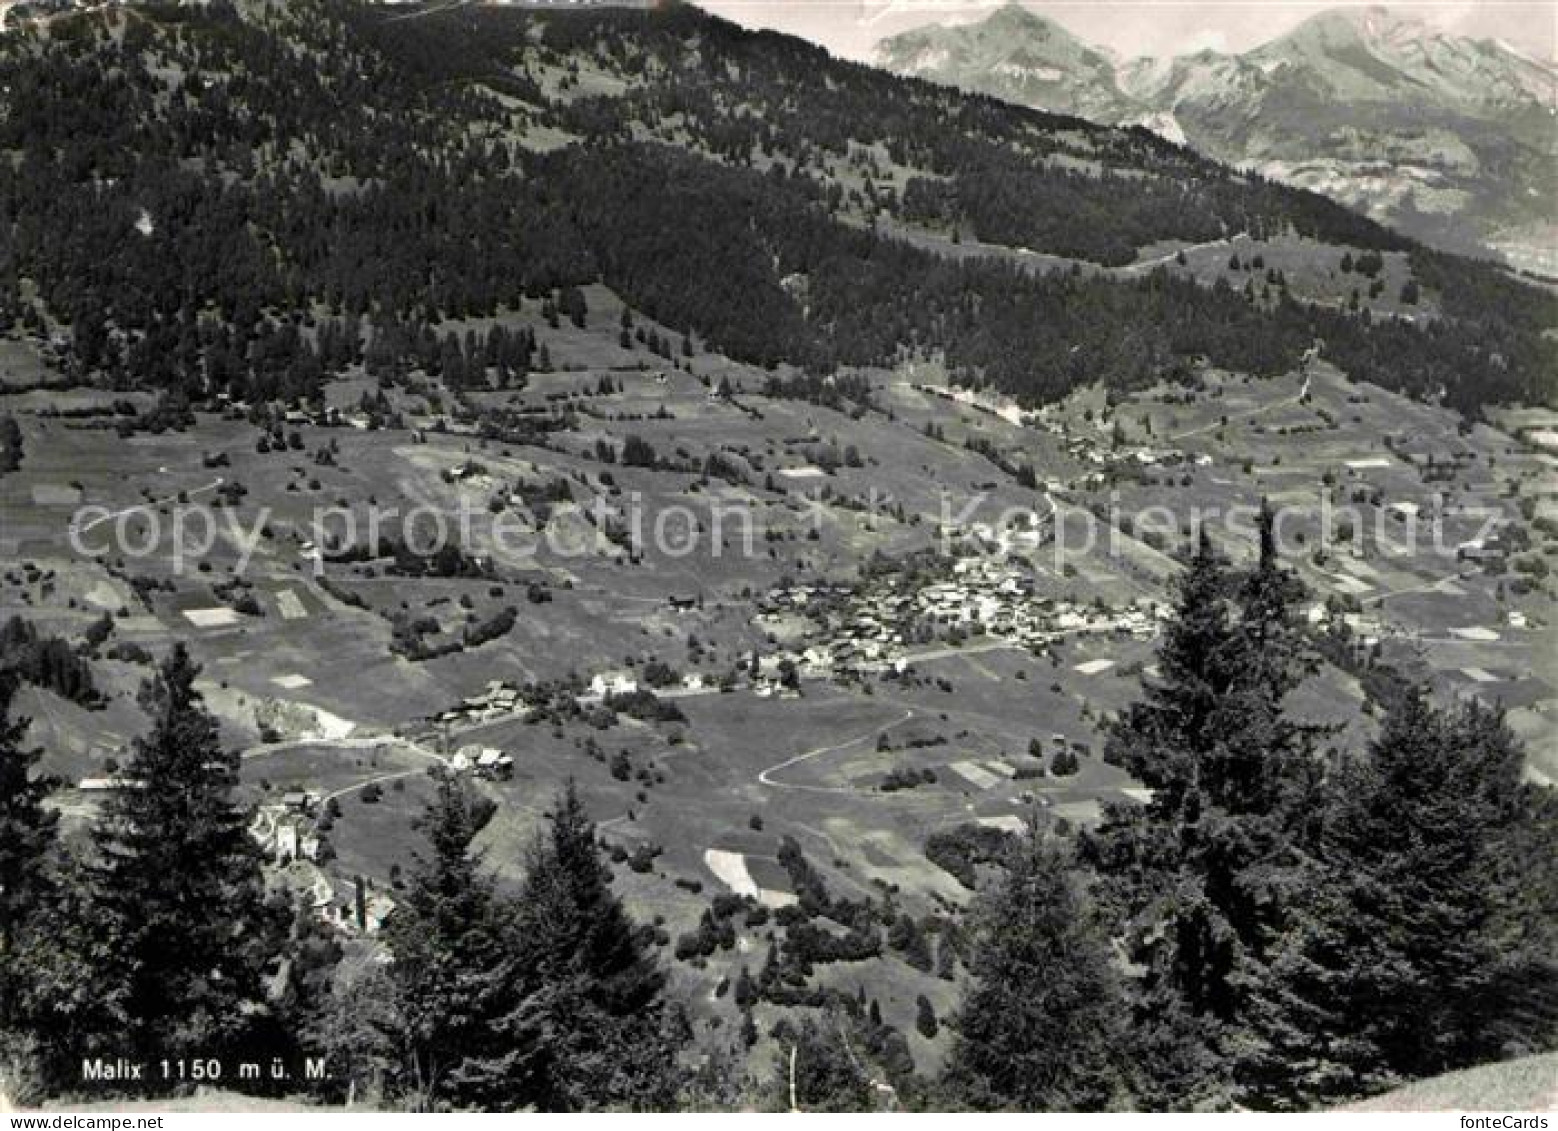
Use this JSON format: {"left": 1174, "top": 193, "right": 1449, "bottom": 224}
{"left": 876, "top": 3, "right": 1557, "bottom": 271}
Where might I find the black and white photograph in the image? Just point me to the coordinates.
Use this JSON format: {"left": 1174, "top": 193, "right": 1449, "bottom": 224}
{"left": 0, "top": 0, "right": 1553, "bottom": 1118}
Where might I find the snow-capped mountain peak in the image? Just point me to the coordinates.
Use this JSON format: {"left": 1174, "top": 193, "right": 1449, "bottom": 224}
{"left": 873, "top": 4, "right": 1557, "bottom": 271}
{"left": 874, "top": 2, "right": 1143, "bottom": 122}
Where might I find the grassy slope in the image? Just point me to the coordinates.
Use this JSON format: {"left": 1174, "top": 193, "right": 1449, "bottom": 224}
{"left": 1342, "top": 1052, "right": 1558, "bottom": 1112}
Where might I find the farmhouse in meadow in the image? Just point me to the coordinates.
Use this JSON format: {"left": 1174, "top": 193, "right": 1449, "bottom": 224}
{"left": 589, "top": 670, "right": 640, "bottom": 697}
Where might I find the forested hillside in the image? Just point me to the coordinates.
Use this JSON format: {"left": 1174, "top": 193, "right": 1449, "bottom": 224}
{"left": 0, "top": 0, "right": 1552, "bottom": 413}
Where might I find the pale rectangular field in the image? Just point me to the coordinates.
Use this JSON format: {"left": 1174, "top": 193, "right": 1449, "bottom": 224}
{"left": 948, "top": 760, "right": 1001, "bottom": 790}
{"left": 1074, "top": 658, "right": 1116, "bottom": 675}
{"left": 183, "top": 607, "right": 241, "bottom": 627}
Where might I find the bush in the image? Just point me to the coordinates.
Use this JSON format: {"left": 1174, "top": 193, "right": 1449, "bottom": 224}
{"left": 915, "top": 994, "right": 939, "bottom": 1039}
{"left": 924, "top": 824, "right": 1016, "bottom": 889}
{"left": 604, "top": 689, "right": 686, "bottom": 724}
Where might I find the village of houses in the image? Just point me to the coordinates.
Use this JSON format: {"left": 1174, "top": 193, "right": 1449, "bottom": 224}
{"left": 419, "top": 544, "right": 1166, "bottom": 730}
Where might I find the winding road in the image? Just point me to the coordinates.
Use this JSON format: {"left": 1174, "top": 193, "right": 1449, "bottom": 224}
{"left": 1168, "top": 374, "right": 1310, "bottom": 442}
{"left": 1359, "top": 566, "right": 1480, "bottom": 609}
{"left": 70, "top": 476, "right": 225, "bottom": 535}
{"left": 1117, "top": 232, "right": 1247, "bottom": 277}
{"left": 243, "top": 733, "right": 450, "bottom": 802}
{"left": 757, "top": 708, "right": 915, "bottom": 793}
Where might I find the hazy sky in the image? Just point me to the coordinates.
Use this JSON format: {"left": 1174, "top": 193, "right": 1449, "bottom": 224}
{"left": 697, "top": 1, "right": 1557, "bottom": 63}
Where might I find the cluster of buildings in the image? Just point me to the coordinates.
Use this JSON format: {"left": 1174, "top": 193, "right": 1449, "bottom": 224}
{"left": 747, "top": 555, "right": 1165, "bottom": 688}
{"left": 435, "top": 679, "right": 526, "bottom": 725}
{"left": 587, "top": 670, "right": 640, "bottom": 697}
{"left": 1063, "top": 434, "right": 1212, "bottom": 482}
{"left": 451, "top": 744, "right": 516, "bottom": 780}
{"left": 908, "top": 557, "right": 1162, "bottom": 649}
{"left": 919, "top": 558, "right": 1034, "bottom": 632}
{"left": 320, "top": 888, "right": 397, "bottom": 936}
{"left": 752, "top": 581, "right": 904, "bottom": 677}
{"left": 251, "top": 791, "right": 323, "bottom": 866}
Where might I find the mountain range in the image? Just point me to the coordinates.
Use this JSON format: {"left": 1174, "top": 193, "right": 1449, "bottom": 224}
{"left": 875, "top": 3, "right": 1557, "bottom": 271}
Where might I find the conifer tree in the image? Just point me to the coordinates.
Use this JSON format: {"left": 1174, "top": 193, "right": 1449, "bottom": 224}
{"left": 1101, "top": 528, "right": 1240, "bottom": 806}
{"left": 946, "top": 834, "right": 1125, "bottom": 1111}
{"left": 81, "top": 644, "right": 283, "bottom": 1076}
{"left": 0, "top": 675, "right": 54, "bottom": 992}
{"left": 307, "top": 952, "right": 405, "bottom": 1107}
{"left": 1085, "top": 531, "right": 1245, "bottom": 1035}
{"left": 1239, "top": 692, "right": 1558, "bottom": 1107}
{"left": 1084, "top": 508, "right": 1321, "bottom": 1106}
{"left": 383, "top": 770, "right": 515, "bottom": 1110}
{"left": 1214, "top": 500, "right": 1324, "bottom": 818}
{"left": 502, "top": 782, "right": 686, "bottom": 1111}
{"left": 0, "top": 674, "right": 60, "bottom": 1092}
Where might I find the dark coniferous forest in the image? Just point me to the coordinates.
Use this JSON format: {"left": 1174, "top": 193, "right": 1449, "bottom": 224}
{"left": 0, "top": 0, "right": 1552, "bottom": 415}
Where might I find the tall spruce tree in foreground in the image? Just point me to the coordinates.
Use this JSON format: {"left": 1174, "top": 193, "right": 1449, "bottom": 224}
{"left": 1216, "top": 502, "right": 1324, "bottom": 822}
{"left": 1097, "top": 528, "right": 1241, "bottom": 810}
{"left": 383, "top": 770, "right": 517, "bottom": 1110}
{"left": 1083, "top": 529, "right": 1245, "bottom": 1108}
{"left": 384, "top": 779, "right": 684, "bottom": 1111}
{"left": 0, "top": 675, "right": 55, "bottom": 1004}
{"left": 502, "top": 782, "right": 686, "bottom": 1111}
{"left": 306, "top": 952, "right": 404, "bottom": 1107}
{"left": 0, "top": 674, "right": 59, "bottom": 1094}
{"left": 945, "top": 833, "right": 1126, "bottom": 1111}
{"left": 1083, "top": 507, "right": 1321, "bottom": 1108}
{"left": 80, "top": 645, "right": 284, "bottom": 1077}
{"left": 1239, "top": 692, "right": 1558, "bottom": 1107}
